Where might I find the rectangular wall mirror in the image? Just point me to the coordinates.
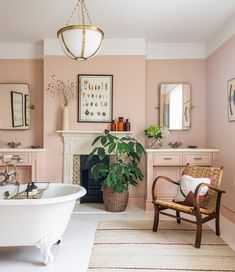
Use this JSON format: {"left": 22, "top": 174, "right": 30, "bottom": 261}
{"left": 0, "top": 83, "right": 30, "bottom": 130}
{"left": 159, "top": 83, "right": 191, "bottom": 130}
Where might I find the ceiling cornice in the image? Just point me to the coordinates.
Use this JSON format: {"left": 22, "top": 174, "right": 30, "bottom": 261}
{"left": 1, "top": 12, "right": 235, "bottom": 61}
{"left": 206, "top": 14, "right": 235, "bottom": 57}
{"left": 146, "top": 43, "right": 206, "bottom": 59}
{"left": 0, "top": 42, "right": 43, "bottom": 59}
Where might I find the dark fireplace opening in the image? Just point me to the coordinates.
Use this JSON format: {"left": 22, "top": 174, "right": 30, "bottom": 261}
{"left": 79, "top": 155, "right": 109, "bottom": 203}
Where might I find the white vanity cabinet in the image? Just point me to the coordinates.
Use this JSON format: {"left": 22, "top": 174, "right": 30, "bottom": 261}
{"left": 0, "top": 149, "right": 45, "bottom": 184}
{"left": 145, "top": 148, "right": 219, "bottom": 211}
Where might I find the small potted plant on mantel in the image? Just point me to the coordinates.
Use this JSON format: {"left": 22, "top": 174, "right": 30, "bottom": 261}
{"left": 88, "top": 130, "right": 145, "bottom": 212}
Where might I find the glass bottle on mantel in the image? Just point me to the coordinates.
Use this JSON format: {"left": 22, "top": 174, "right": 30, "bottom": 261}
{"left": 110, "top": 120, "right": 116, "bottom": 131}
{"left": 124, "top": 119, "right": 130, "bottom": 131}
{"left": 117, "top": 117, "right": 124, "bottom": 131}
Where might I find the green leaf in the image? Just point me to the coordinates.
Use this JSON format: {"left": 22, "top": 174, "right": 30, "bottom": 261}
{"left": 115, "top": 164, "right": 122, "bottom": 176}
{"left": 108, "top": 142, "right": 116, "bottom": 153}
{"left": 105, "top": 175, "right": 112, "bottom": 187}
{"left": 92, "top": 135, "right": 102, "bottom": 146}
{"left": 115, "top": 182, "right": 124, "bottom": 193}
{"left": 117, "top": 142, "right": 126, "bottom": 153}
{"left": 110, "top": 174, "right": 117, "bottom": 186}
{"left": 128, "top": 141, "right": 134, "bottom": 150}
{"left": 107, "top": 133, "right": 117, "bottom": 141}
{"left": 101, "top": 136, "right": 107, "bottom": 145}
{"left": 136, "top": 142, "right": 145, "bottom": 155}
{"left": 120, "top": 137, "right": 130, "bottom": 141}
{"left": 91, "top": 164, "right": 104, "bottom": 179}
{"left": 104, "top": 129, "right": 110, "bottom": 134}
{"left": 98, "top": 147, "right": 105, "bottom": 160}
{"left": 123, "top": 166, "right": 130, "bottom": 178}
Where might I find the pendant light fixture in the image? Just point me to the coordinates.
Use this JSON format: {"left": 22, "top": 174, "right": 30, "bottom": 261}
{"left": 57, "top": 0, "right": 104, "bottom": 61}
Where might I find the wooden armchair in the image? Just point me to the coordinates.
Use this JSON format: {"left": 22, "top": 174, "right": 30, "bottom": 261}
{"left": 152, "top": 164, "right": 225, "bottom": 248}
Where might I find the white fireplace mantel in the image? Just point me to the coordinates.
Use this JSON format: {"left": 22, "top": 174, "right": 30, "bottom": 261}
{"left": 57, "top": 130, "right": 132, "bottom": 183}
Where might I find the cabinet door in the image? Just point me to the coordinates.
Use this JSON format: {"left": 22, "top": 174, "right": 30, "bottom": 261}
{"left": 183, "top": 153, "right": 213, "bottom": 165}
{"left": 154, "top": 153, "right": 182, "bottom": 165}
{"left": 153, "top": 166, "right": 180, "bottom": 200}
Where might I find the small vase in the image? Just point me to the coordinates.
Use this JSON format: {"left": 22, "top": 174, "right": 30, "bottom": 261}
{"left": 124, "top": 119, "right": 131, "bottom": 131}
{"left": 149, "top": 138, "right": 163, "bottom": 149}
{"left": 117, "top": 117, "right": 124, "bottom": 131}
{"left": 63, "top": 106, "right": 69, "bottom": 131}
{"left": 110, "top": 120, "right": 116, "bottom": 131}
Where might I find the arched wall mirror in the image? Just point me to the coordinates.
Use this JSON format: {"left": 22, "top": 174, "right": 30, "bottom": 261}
{"left": 159, "top": 83, "right": 191, "bottom": 130}
{"left": 0, "top": 83, "right": 30, "bottom": 130}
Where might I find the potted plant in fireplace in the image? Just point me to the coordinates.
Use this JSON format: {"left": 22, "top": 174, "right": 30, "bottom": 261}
{"left": 88, "top": 129, "right": 145, "bottom": 212}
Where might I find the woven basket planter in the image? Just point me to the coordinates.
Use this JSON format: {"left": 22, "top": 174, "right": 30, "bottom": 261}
{"left": 102, "top": 186, "right": 129, "bottom": 212}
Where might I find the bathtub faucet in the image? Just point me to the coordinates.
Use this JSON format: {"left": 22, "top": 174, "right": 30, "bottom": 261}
{"left": 0, "top": 155, "right": 21, "bottom": 186}
{"left": 0, "top": 165, "right": 19, "bottom": 186}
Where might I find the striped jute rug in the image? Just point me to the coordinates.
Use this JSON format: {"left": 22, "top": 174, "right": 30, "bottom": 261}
{"left": 88, "top": 220, "right": 235, "bottom": 272}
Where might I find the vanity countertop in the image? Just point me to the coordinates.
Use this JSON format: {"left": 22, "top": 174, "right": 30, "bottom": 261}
{"left": 145, "top": 148, "right": 219, "bottom": 153}
{"left": 0, "top": 148, "right": 45, "bottom": 152}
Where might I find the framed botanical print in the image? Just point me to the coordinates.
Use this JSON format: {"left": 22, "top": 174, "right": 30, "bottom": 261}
{"left": 78, "top": 74, "right": 113, "bottom": 123}
{"left": 25, "top": 94, "right": 30, "bottom": 126}
{"left": 0, "top": 83, "right": 29, "bottom": 129}
{"left": 11, "top": 91, "right": 23, "bottom": 127}
{"left": 228, "top": 78, "right": 235, "bottom": 121}
{"left": 183, "top": 100, "right": 191, "bottom": 128}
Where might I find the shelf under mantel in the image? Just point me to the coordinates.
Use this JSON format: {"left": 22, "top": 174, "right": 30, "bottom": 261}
{"left": 56, "top": 130, "right": 133, "bottom": 134}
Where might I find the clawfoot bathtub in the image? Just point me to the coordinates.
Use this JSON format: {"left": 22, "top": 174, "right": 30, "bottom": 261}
{"left": 0, "top": 183, "right": 86, "bottom": 265}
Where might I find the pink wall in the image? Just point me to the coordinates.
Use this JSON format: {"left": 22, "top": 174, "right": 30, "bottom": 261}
{"left": 0, "top": 59, "right": 43, "bottom": 147}
{"left": 206, "top": 35, "right": 235, "bottom": 223}
{"left": 2, "top": 53, "right": 234, "bottom": 222}
{"left": 43, "top": 55, "right": 146, "bottom": 199}
{"left": 146, "top": 59, "right": 206, "bottom": 148}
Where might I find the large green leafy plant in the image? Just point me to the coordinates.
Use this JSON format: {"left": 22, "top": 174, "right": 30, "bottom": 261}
{"left": 88, "top": 130, "right": 145, "bottom": 193}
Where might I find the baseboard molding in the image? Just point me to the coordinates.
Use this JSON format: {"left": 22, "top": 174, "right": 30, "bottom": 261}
{"left": 128, "top": 196, "right": 145, "bottom": 208}
{"left": 207, "top": 214, "right": 235, "bottom": 251}
{"left": 221, "top": 204, "right": 235, "bottom": 224}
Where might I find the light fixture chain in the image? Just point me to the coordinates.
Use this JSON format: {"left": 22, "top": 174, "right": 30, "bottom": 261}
{"left": 66, "top": 0, "right": 80, "bottom": 25}
{"left": 65, "top": 0, "right": 91, "bottom": 26}
{"left": 66, "top": 0, "right": 81, "bottom": 26}
{"left": 82, "top": 0, "right": 92, "bottom": 25}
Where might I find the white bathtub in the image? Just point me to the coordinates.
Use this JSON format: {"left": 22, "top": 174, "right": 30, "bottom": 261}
{"left": 0, "top": 183, "right": 86, "bottom": 265}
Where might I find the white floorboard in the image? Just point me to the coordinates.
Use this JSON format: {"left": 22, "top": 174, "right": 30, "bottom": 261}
{"left": 0, "top": 203, "right": 234, "bottom": 272}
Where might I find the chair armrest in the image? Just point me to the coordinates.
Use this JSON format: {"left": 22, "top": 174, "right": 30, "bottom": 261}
{"left": 193, "top": 182, "right": 226, "bottom": 210}
{"left": 152, "top": 176, "right": 180, "bottom": 201}
{"left": 206, "top": 184, "right": 225, "bottom": 194}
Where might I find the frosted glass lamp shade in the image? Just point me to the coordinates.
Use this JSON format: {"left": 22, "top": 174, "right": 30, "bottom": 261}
{"left": 57, "top": 25, "right": 104, "bottom": 61}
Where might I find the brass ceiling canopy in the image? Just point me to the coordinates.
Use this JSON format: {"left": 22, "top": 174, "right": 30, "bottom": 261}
{"left": 57, "top": 0, "right": 104, "bottom": 61}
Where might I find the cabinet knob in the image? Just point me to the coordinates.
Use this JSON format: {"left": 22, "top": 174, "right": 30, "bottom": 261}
{"left": 194, "top": 157, "right": 202, "bottom": 160}
{"left": 164, "top": 157, "right": 172, "bottom": 160}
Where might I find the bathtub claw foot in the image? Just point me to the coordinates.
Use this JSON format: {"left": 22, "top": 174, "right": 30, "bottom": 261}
{"left": 36, "top": 233, "right": 61, "bottom": 266}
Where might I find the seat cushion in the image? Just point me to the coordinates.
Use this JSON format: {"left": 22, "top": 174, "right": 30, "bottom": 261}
{"left": 153, "top": 199, "right": 215, "bottom": 215}
{"left": 174, "top": 175, "right": 211, "bottom": 208}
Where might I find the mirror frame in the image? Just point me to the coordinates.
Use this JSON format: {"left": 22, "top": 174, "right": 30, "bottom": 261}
{"left": 0, "top": 83, "right": 30, "bottom": 130}
{"left": 159, "top": 82, "right": 191, "bottom": 130}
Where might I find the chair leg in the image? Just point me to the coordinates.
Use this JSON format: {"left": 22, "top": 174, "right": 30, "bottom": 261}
{"left": 152, "top": 204, "right": 159, "bottom": 232}
{"left": 176, "top": 211, "right": 181, "bottom": 224}
{"left": 215, "top": 212, "right": 220, "bottom": 236}
{"left": 195, "top": 212, "right": 202, "bottom": 248}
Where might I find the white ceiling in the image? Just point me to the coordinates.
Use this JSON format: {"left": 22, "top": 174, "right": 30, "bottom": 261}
{"left": 1, "top": 0, "right": 235, "bottom": 44}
